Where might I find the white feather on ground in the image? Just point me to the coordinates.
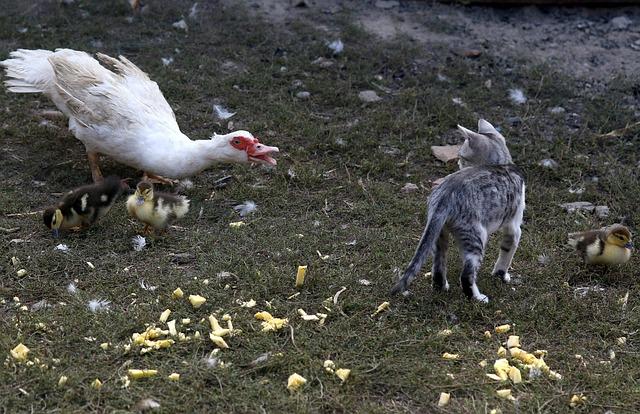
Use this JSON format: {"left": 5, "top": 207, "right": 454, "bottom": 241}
{"left": 131, "top": 235, "right": 146, "bottom": 251}
{"left": 233, "top": 200, "right": 257, "bottom": 217}
{"left": 327, "top": 39, "right": 344, "bottom": 54}
{"left": 188, "top": 2, "right": 199, "bottom": 18}
{"left": 55, "top": 243, "right": 70, "bottom": 252}
{"left": 172, "top": 19, "right": 188, "bottom": 31}
{"left": 161, "top": 57, "right": 174, "bottom": 67}
{"left": 213, "top": 104, "right": 236, "bottom": 120}
{"left": 31, "top": 299, "right": 50, "bottom": 311}
{"left": 67, "top": 282, "right": 78, "bottom": 295}
{"left": 139, "top": 279, "right": 157, "bottom": 291}
{"left": 509, "top": 88, "right": 527, "bottom": 104}
{"left": 87, "top": 299, "right": 111, "bottom": 313}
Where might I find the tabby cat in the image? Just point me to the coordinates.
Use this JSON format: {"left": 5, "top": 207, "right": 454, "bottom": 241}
{"left": 391, "top": 119, "right": 525, "bottom": 303}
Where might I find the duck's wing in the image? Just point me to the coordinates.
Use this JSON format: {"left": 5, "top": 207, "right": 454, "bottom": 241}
{"left": 49, "top": 50, "right": 181, "bottom": 135}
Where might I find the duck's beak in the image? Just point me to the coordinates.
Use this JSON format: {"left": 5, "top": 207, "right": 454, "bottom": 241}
{"left": 136, "top": 196, "right": 145, "bottom": 206}
{"left": 625, "top": 242, "right": 633, "bottom": 249}
{"left": 247, "top": 141, "right": 280, "bottom": 166}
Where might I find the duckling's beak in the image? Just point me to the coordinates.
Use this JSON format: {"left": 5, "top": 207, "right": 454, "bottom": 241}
{"left": 625, "top": 242, "right": 633, "bottom": 249}
{"left": 136, "top": 196, "right": 145, "bottom": 206}
{"left": 52, "top": 228, "right": 60, "bottom": 238}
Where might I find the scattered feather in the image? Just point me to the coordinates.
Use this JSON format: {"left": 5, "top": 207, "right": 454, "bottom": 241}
{"left": 233, "top": 200, "right": 257, "bottom": 217}
{"left": 139, "top": 279, "right": 158, "bottom": 292}
{"left": 509, "top": 88, "right": 527, "bottom": 104}
{"left": 452, "top": 97, "right": 465, "bottom": 106}
{"left": 574, "top": 286, "right": 605, "bottom": 298}
{"left": 55, "top": 243, "right": 70, "bottom": 252}
{"left": 177, "top": 179, "right": 193, "bottom": 191}
{"left": 172, "top": 19, "right": 188, "bottom": 31}
{"left": 213, "top": 104, "right": 236, "bottom": 120}
{"left": 358, "top": 279, "right": 371, "bottom": 286}
{"left": 327, "top": 39, "right": 344, "bottom": 54}
{"left": 537, "top": 254, "right": 551, "bottom": 265}
{"left": 538, "top": 159, "right": 559, "bottom": 169}
{"left": 249, "top": 352, "right": 272, "bottom": 367}
{"left": 203, "top": 356, "right": 220, "bottom": 369}
{"left": 346, "top": 239, "right": 357, "bottom": 246}
{"left": 287, "top": 168, "right": 297, "bottom": 178}
{"left": 132, "top": 235, "right": 146, "bottom": 251}
{"left": 67, "top": 282, "right": 78, "bottom": 295}
{"left": 437, "top": 73, "right": 449, "bottom": 82}
{"left": 87, "top": 299, "right": 111, "bottom": 313}
{"left": 358, "top": 90, "right": 381, "bottom": 103}
{"left": 161, "top": 57, "right": 174, "bottom": 66}
{"left": 31, "top": 299, "right": 50, "bottom": 311}
{"left": 188, "top": 2, "right": 199, "bottom": 18}
{"left": 135, "top": 398, "right": 161, "bottom": 411}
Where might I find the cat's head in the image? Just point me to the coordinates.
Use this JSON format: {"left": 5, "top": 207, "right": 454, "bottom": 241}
{"left": 457, "top": 119, "right": 513, "bottom": 169}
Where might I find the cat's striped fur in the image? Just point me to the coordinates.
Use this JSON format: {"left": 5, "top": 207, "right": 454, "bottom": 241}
{"left": 391, "top": 119, "right": 525, "bottom": 303}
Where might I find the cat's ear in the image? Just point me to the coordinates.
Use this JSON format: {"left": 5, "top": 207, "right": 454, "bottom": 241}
{"left": 458, "top": 125, "right": 484, "bottom": 147}
{"left": 478, "top": 119, "right": 506, "bottom": 142}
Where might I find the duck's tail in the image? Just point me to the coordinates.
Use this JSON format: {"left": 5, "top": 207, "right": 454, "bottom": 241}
{"left": 1, "top": 49, "right": 55, "bottom": 94}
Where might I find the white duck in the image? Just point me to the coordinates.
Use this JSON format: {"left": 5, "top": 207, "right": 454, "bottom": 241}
{"left": 1, "top": 49, "right": 279, "bottom": 182}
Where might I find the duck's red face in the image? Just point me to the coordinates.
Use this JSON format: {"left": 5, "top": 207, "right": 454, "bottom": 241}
{"left": 230, "top": 135, "right": 279, "bottom": 166}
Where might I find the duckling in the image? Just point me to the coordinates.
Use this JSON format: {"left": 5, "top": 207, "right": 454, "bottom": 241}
{"left": 568, "top": 224, "right": 633, "bottom": 265}
{"left": 43, "top": 176, "right": 127, "bottom": 237}
{"left": 127, "top": 181, "right": 190, "bottom": 234}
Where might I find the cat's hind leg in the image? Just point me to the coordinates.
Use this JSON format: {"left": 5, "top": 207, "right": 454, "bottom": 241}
{"left": 456, "top": 226, "right": 489, "bottom": 303}
{"left": 432, "top": 230, "right": 450, "bottom": 291}
{"left": 492, "top": 200, "right": 524, "bottom": 283}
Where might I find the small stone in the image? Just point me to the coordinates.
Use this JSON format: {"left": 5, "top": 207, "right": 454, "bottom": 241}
{"left": 464, "top": 49, "right": 482, "bottom": 58}
{"left": 610, "top": 16, "right": 633, "bottom": 30}
{"left": 358, "top": 90, "right": 381, "bottom": 103}
{"left": 506, "top": 116, "right": 522, "bottom": 126}
{"left": 401, "top": 183, "right": 419, "bottom": 193}
{"left": 311, "top": 57, "right": 334, "bottom": 68}
{"left": 560, "top": 201, "right": 594, "bottom": 213}
{"left": 550, "top": 106, "right": 565, "bottom": 114}
{"left": 375, "top": 0, "right": 399, "bottom": 9}
{"left": 595, "top": 205, "right": 610, "bottom": 218}
{"left": 296, "top": 91, "right": 311, "bottom": 99}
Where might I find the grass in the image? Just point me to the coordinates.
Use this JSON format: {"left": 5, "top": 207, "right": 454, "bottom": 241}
{"left": 1, "top": 0, "right": 639, "bottom": 412}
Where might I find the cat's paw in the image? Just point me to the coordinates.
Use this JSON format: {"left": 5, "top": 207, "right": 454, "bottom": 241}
{"left": 493, "top": 269, "right": 510, "bottom": 283}
{"left": 473, "top": 293, "right": 489, "bottom": 303}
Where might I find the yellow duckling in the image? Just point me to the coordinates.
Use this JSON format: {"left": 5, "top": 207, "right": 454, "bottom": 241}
{"left": 127, "top": 181, "right": 189, "bottom": 234}
{"left": 568, "top": 224, "right": 633, "bottom": 265}
{"left": 43, "top": 176, "right": 127, "bottom": 237}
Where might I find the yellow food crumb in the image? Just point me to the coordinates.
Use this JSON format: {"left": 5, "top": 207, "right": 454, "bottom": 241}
{"left": 99, "top": 342, "right": 110, "bottom": 350}
{"left": 508, "top": 366, "right": 522, "bottom": 384}
{"left": 10, "top": 343, "right": 30, "bottom": 362}
{"left": 209, "top": 333, "right": 229, "bottom": 348}
{"left": 128, "top": 369, "right": 158, "bottom": 379}
{"left": 168, "top": 373, "right": 180, "bottom": 381}
{"left": 437, "top": 329, "right": 453, "bottom": 337}
{"left": 172, "top": 287, "right": 184, "bottom": 299}
{"left": 159, "top": 309, "right": 171, "bottom": 323}
{"left": 496, "top": 388, "right": 515, "bottom": 401}
{"left": 442, "top": 352, "right": 460, "bottom": 360}
{"left": 189, "top": 295, "right": 207, "bottom": 308}
{"left": 254, "top": 311, "right": 288, "bottom": 332}
{"left": 296, "top": 265, "right": 307, "bottom": 288}
{"left": 484, "top": 330, "right": 492, "bottom": 339}
{"left": 16, "top": 269, "right": 27, "bottom": 277}
{"left": 506, "top": 336, "right": 520, "bottom": 349}
{"left": 335, "top": 368, "right": 350, "bottom": 382}
{"left": 229, "top": 221, "right": 246, "bottom": 228}
{"left": 495, "top": 324, "right": 511, "bottom": 334}
{"left": 371, "top": 301, "right": 390, "bottom": 317}
{"left": 494, "top": 358, "right": 510, "bottom": 381}
{"left": 91, "top": 378, "right": 102, "bottom": 389}
{"left": 479, "top": 360, "right": 488, "bottom": 368}
{"left": 497, "top": 346, "right": 507, "bottom": 357}
{"left": 569, "top": 394, "right": 587, "bottom": 408}
{"left": 287, "top": 373, "right": 307, "bottom": 391}
{"left": 437, "top": 392, "right": 451, "bottom": 407}
{"left": 324, "top": 360, "right": 335, "bottom": 373}
{"left": 58, "top": 375, "right": 68, "bottom": 387}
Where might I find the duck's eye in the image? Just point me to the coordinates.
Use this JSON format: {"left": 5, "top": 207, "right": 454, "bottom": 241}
{"left": 233, "top": 139, "right": 241, "bottom": 145}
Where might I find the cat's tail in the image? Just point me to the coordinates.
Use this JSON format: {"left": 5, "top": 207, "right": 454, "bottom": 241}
{"left": 390, "top": 207, "right": 449, "bottom": 295}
